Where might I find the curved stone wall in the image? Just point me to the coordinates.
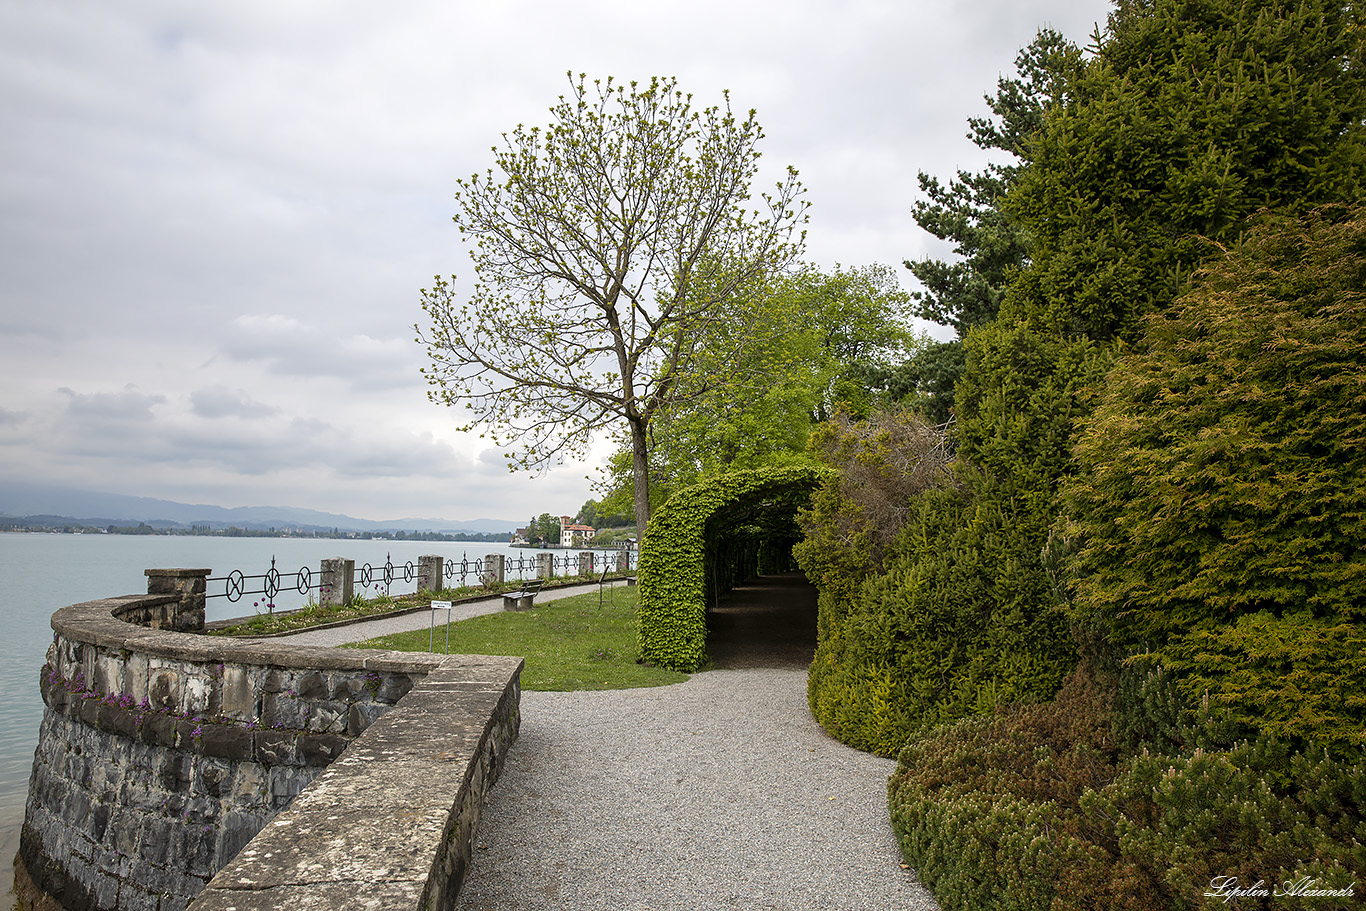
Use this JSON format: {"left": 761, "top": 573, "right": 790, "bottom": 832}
{"left": 21, "top": 593, "right": 451, "bottom": 911}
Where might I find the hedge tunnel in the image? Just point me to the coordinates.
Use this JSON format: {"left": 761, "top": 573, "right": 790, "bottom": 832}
{"left": 636, "top": 465, "right": 829, "bottom": 672}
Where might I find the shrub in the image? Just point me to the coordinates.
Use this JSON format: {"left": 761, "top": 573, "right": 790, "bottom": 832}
{"left": 889, "top": 663, "right": 1365, "bottom": 911}
{"left": 797, "top": 410, "right": 1076, "bottom": 754}
{"left": 1067, "top": 206, "right": 1366, "bottom": 753}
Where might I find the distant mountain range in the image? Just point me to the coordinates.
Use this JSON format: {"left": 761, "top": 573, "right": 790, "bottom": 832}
{"left": 0, "top": 481, "right": 519, "bottom": 535}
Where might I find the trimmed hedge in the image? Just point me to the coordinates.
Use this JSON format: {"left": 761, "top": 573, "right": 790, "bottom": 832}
{"left": 636, "top": 465, "right": 827, "bottom": 672}
{"left": 795, "top": 409, "right": 1078, "bottom": 755}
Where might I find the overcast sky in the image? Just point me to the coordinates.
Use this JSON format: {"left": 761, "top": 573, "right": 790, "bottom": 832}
{"left": 0, "top": 0, "right": 1112, "bottom": 524}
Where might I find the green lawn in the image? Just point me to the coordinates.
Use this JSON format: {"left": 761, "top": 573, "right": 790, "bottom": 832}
{"left": 344, "top": 587, "right": 690, "bottom": 691}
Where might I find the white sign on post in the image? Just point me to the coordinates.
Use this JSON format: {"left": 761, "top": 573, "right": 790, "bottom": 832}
{"left": 429, "top": 601, "right": 454, "bottom": 654}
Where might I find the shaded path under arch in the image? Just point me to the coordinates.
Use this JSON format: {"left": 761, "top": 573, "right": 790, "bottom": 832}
{"left": 705, "top": 571, "right": 818, "bottom": 670}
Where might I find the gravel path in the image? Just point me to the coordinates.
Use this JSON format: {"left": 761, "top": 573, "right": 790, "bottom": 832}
{"left": 270, "top": 573, "right": 940, "bottom": 909}
{"left": 453, "top": 575, "right": 940, "bottom": 911}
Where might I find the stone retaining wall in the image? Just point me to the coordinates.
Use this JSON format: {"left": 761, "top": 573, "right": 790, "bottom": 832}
{"left": 21, "top": 590, "right": 521, "bottom": 911}
{"left": 189, "top": 656, "right": 521, "bottom": 911}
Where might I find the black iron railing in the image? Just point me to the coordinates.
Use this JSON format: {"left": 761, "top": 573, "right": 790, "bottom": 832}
{"left": 207, "top": 548, "right": 637, "bottom": 612}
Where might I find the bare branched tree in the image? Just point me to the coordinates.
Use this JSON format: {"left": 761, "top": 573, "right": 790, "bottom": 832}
{"left": 417, "top": 73, "right": 808, "bottom": 533}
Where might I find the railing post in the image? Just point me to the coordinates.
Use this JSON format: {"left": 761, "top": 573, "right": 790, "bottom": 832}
{"left": 418, "top": 554, "right": 443, "bottom": 594}
{"left": 577, "top": 551, "right": 593, "bottom": 577}
{"left": 320, "top": 558, "right": 354, "bottom": 607}
{"left": 536, "top": 551, "right": 554, "bottom": 580}
{"left": 483, "top": 553, "right": 505, "bottom": 586}
{"left": 144, "top": 568, "right": 210, "bottom": 631}
{"left": 616, "top": 550, "right": 630, "bottom": 574}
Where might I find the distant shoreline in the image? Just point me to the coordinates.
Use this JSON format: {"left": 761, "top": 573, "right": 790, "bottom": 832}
{"left": 0, "top": 525, "right": 514, "bottom": 543}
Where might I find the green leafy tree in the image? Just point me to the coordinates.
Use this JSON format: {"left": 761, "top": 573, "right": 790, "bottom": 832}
{"left": 1001, "top": 0, "right": 1366, "bottom": 341}
{"left": 418, "top": 74, "right": 808, "bottom": 535}
{"left": 851, "top": 339, "right": 964, "bottom": 425}
{"left": 595, "top": 262, "right": 918, "bottom": 508}
{"left": 575, "top": 500, "right": 601, "bottom": 529}
{"left": 871, "top": 31, "right": 1082, "bottom": 424}
{"left": 526, "top": 513, "right": 562, "bottom": 545}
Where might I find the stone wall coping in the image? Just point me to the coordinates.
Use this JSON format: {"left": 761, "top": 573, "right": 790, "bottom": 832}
{"left": 52, "top": 595, "right": 447, "bottom": 675}
{"left": 189, "top": 656, "right": 524, "bottom": 910}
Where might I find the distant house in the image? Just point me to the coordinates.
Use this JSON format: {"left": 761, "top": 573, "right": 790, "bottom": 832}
{"left": 558, "top": 516, "right": 596, "bottom": 547}
{"left": 512, "top": 527, "right": 529, "bottom": 545}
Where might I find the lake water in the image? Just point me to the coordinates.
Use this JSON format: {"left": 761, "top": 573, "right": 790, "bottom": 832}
{"left": 0, "top": 533, "right": 616, "bottom": 906}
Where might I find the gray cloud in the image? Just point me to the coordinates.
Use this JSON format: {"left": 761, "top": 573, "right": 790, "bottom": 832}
{"left": 217, "top": 314, "right": 420, "bottom": 392}
{"left": 58, "top": 386, "right": 166, "bottom": 421}
{"left": 189, "top": 386, "right": 278, "bottom": 420}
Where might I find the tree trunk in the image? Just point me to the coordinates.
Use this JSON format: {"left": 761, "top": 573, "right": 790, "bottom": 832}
{"left": 630, "top": 418, "right": 651, "bottom": 539}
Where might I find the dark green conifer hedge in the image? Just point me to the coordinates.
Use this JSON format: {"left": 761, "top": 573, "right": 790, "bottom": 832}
{"left": 889, "top": 206, "right": 1366, "bottom": 911}
{"left": 1068, "top": 206, "right": 1366, "bottom": 753}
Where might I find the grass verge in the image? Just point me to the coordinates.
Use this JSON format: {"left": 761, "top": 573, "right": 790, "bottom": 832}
{"left": 344, "top": 587, "right": 689, "bottom": 691}
{"left": 207, "top": 577, "right": 611, "bottom": 637}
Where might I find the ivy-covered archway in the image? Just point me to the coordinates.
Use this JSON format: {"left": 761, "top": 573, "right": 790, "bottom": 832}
{"left": 637, "top": 465, "right": 828, "bottom": 672}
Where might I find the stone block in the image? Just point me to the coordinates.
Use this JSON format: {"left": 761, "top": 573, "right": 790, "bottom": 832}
{"left": 261, "top": 667, "right": 290, "bottom": 694}
{"left": 196, "top": 758, "right": 230, "bottom": 798}
{"left": 148, "top": 668, "right": 181, "bottom": 711}
{"left": 229, "top": 764, "right": 268, "bottom": 808}
{"left": 305, "top": 701, "right": 346, "bottom": 734}
{"left": 158, "top": 751, "right": 192, "bottom": 792}
{"left": 260, "top": 691, "right": 307, "bottom": 731}
{"left": 94, "top": 652, "right": 123, "bottom": 698}
{"left": 346, "top": 700, "right": 390, "bottom": 736}
{"left": 219, "top": 665, "right": 254, "bottom": 720}
{"left": 42, "top": 672, "right": 68, "bottom": 712}
{"left": 295, "top": 671, "right": 328, "bottom": 700}
{"left": 376, "top": 672, "right": 414, "bottom": 704}
{"left": 174, "top": 717, "right": 201, "bottom": 751}
{"left": 266, "top": 766, "right": 318, "bottom": 808}
{"left": 89, "top": 801, "right": 111, "bottom": 842}
{"left": 184, "top": 673, "right": 212, "bottom": 715}
{"left": 140, "top": 710, "right": 177, "bottom": 748}
{"left": 299, "top": 733, "right": 349, "bottom": 767}
{"left": 336, "top": 674, "right": 365, "bottom": 700}
{"left": 200, "top": 722, "right": 254, "bottom": 763}
{"left": 254, "top": 730, "right": 298, "bottom": 767}
{"left": 107, "top": 806, "right": 142, "bottom": 860}
{"left": 122, "top": 651, "right": 150, "bottom": 704}
{"left": 97, "top": 701, "right": 137, "bottom": 739}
